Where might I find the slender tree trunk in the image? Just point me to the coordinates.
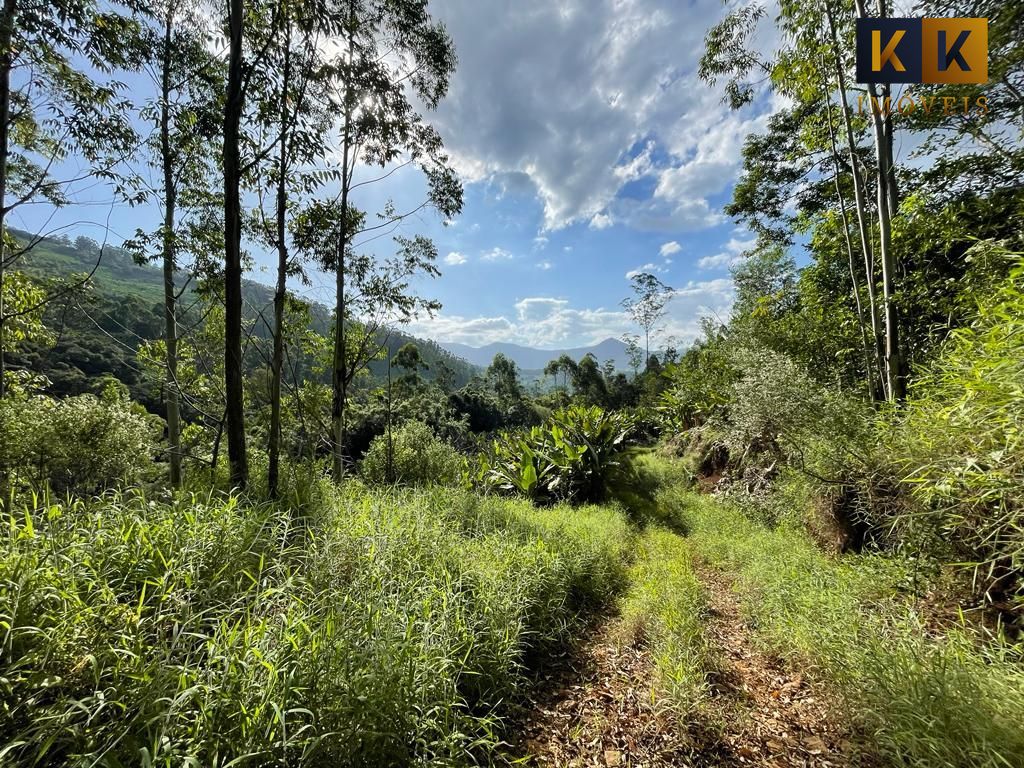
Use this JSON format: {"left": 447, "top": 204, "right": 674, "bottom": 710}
{"left": 822, "top": 78, "right": 875, "bottom": 399}
{"left": 0, "top": 0, "right": 16, "bottom": 400}
{"left": 268, "top": 20, "right": 291, "bottom": 499}
{"left": 855, "top": 0, "right": 904, "bottom": 402}
{"left": 386, "top": 356, "right": 393, "bottom": 482}
{"left": 331, "top": 10, "right": 354, "bottom": 480}
{"left": 223, "top": 0, "right": 248, "bottom": 488}
{"left": 826, "top": 1, "right": 886, "bottom": 401}
{"left": 160, "top": 5, "right": 183, "bottom": 487}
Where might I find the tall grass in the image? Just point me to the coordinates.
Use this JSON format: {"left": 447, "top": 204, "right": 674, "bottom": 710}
{"left": 618, "top": 527, "right": 714, "bottom": 717}
{"left": 669, "top": 484, "right": 1024, "bottom": 768}
{"left": 0, "top": 482, "right": 631, "bottom": 766}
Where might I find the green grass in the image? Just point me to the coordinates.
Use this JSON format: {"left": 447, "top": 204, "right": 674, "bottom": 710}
{"left": 618, "top": 526, "right": 715, "bottom": 717}
{"left": 665, "top": 480, "right": 1024, "bottom": 768}
{"left": 0, "top": 482, "right": 632, "bottom": 767}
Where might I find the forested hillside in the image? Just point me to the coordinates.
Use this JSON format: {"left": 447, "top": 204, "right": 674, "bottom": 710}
{"left": 9, "top": 229, "right": 478, "bottom": 410}
{"left": 1, "top": 0, "right": 1022, "bottom": 766}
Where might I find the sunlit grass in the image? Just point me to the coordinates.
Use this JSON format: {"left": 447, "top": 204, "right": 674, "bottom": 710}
{"left": 669, "top": 482, "right": 1024, "bottom": 768}
{"left": 0, "top": 483, "right": 631, "bottom": 766}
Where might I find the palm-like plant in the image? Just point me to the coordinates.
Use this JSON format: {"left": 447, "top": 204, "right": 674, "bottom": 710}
{"left": 476, "top": 406, "right": 633, "bottom": 504}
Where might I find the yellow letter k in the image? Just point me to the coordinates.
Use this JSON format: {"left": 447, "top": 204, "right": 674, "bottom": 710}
{"left": 872, "top": 29, "right": 906, "bottom": 71}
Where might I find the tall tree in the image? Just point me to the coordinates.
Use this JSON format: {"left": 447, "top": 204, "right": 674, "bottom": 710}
{"left": 128, "top": 0, "right": 220, "bottom": 487}
{"left": 854, "top": 0, "right": 904, "bottom": 401}
{"left": 323, "top": 0, "right": 462, "bottom": 479}
{"left": 256, "top": 0, "right": 332, "bottom": 498}
{"left": 621, "top": 272, "right": 673, "bottom": 368}
{"left": 222, "top": 0, "right": 247, "bottom": 487}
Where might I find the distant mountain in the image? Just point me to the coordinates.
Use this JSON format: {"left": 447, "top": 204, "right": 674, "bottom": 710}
{"left": 441, "top": 337, "right": 632, "bottom": 372}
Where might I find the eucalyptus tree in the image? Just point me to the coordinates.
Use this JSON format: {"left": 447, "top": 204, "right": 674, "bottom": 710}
{"left": 621, "top": 272, "right": 673, "bottom": 369}
{"left": 0, "top": 0, "right": 144, "bottom": 397}
{"left": 252, "top": 0, "right": 335, "bottom": 498}
{"left": 318, "top": 0, "right": 463, "bottom": 479}
{"left": 127, "top": 0, "right": 221, "bottom": 487}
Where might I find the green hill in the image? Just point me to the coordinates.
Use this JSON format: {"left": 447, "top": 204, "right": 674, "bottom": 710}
{"left": 8, "top": 229, "right": 478, "bottom": 411}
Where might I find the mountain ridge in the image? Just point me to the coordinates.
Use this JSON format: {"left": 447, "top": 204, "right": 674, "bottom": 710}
{"left": 440, "top": 337, "right": 632, "bottom": 371}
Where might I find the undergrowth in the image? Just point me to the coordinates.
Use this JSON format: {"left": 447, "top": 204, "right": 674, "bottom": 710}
{"left": 665, "top": 479, "right": 1024, "bottom": 768}
{"left": 0, "top": 482, "right": 631, "bottom": 767}
{"left": 618, "top": 526, "right": 714, "bottom": 718}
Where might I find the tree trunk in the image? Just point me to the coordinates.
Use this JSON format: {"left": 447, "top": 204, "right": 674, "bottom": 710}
{"left": 0, "top": 0, "right": 16, "bottom": 400}
{"left": 268, "top": 19, "right": 291, "bottom": 499}
{"left": 826, "top": 1, "right": 886, "bottom": 401}
{"left": 821, "top": 78, "right": 875, "bottom": 399}
{"left": 855, "top": 0, "right": 904, "bottom": 402}
{"left": 386, "top": 355, "right": 394, "bottom": 482}
{"left": 223, "top": 0, "right": 248, "bottom": 488}
{"left": 160, "top": 4, "right": 183, "bottom": 487}
{"left": 331, "top": 11, "right": 354, "bottom": 480}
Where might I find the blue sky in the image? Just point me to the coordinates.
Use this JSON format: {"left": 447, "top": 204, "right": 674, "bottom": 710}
{"left": 15, "top": 0, "right": 786, "bottom": 350}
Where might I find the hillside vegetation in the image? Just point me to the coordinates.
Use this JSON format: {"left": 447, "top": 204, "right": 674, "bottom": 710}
{"left": 1, "top": 0, "right": 1023, "bottom": 766}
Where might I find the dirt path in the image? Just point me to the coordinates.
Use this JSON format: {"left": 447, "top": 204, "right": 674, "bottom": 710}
{"left": 692, "top": 566, "right": 868, "bottom": 768}
{"left": 510, "top": 563, "right": 870, "bottom": 767}
{"left": 510, "top": 616, "right": 695, "bottom": 767}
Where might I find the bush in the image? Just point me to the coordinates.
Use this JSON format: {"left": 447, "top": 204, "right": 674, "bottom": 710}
{"left": 475, "top": 405, "right": 633, "bottom": 504}
{"left": 359, "top": 421, "right": 463, "bottom": 487}
{"left": 887, "top": 260, "right": 1024, "bottom": 607}
{"left": 0, "top": 385, "right": 158, "bottom": 495}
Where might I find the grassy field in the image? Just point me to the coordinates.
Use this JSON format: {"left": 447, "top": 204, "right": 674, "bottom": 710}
{"left": 652, "top": 468, "right": 1024, "bottom": 768}
{"left": 4, "top": 455, "right": 1023, "bottom": 767}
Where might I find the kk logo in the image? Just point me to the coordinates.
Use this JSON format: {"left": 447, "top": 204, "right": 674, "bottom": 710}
{"left": 855, "top": 18, "right": 987, "bottom": 84}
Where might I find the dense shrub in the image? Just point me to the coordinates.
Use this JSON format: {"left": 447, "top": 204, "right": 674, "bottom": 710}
{"left": 887, "top": 260, "right": 1024, "bottom": 607}
{"left": 475, "top": 405, "right": 633, "bottom": 504}
{"left": 0, "top": 484, "right": 631, "bottom": 766}
{"left": 360, "top": 421, "right": 463, "bottom": 487}
{"left": 0, "top": 384, "right": 158, "bottom": 495}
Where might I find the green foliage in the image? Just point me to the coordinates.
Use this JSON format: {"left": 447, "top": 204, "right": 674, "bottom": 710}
{"left": 360, "top": 421, "right": 462, "bottom": 487}
{"left": 475, "top": 405, "right": 633, "bottom": 505}
{"left": 0, "top": 386, "right": 158, "bottom": 495}
{"left": 677, "top": 488, "right": 1024, "bottom": 768}
{"left": 888, "top": 258, "right": 1024, "bottom": 603}
{"left": 0, "top": 483, "right": 631, "bottom": 766}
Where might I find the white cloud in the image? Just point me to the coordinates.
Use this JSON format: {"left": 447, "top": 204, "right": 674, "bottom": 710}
{"left": 589, "top": 212, "right": 613, "bottom": 230}
{"left": 444, "top": 251, "right": 468, "bottom": 265}
{"left": 427, "top": 0, "right": 778, "bottom": 231}
{"left": 625, "top": 262, "right": 666, "bottom": 279}
{"left": 480, "top": 246, "right": 515, "bottom": 262}
{"left": 408, "top": 279, "right": 734, "bottom": 348}
{"left": 537, "top": 260, "right": 554, "bottom": 270}
{"left": 697, "top": 234, "right": 757, "bottom": 270}
{"left": 659, "top": 241, "right": 682, "bottom": 257}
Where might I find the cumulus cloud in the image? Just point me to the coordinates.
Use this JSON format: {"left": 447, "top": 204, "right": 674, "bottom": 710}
{"left": 480, "top": 246, "right": 515, "bottom": 262}
{"left": 697, "top": 234, "right": 757, "bottom": 270}
{"left": 537, "top": 260, "right": 554, "bottom": 270}
{"left": 426, "top": 0, "right": 777, "bottom": 231}
{"left": 625, "top": 262, "right": 666, "bottom": 279}
{"left": 408, "top": 279, "right": 734, "bottom": 348}
{"left": 444, "top": 251, "right": 468, "bottom": 265}
{"left": 660, "top": 241, "right": 682, "bottom": 257}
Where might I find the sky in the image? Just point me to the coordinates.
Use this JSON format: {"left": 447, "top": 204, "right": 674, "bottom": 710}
{"left": 15, "top": 0, "right": 786, "bottom": 352}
